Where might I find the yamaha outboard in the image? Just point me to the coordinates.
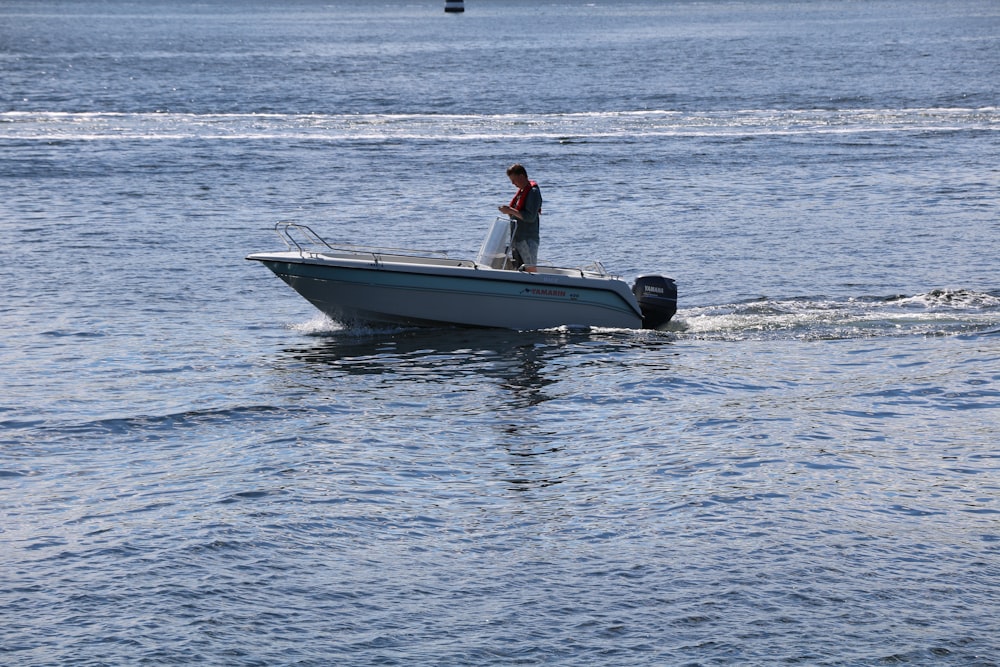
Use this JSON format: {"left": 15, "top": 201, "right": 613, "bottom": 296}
{"left": 632, "top": 275, "right": 678, "bottom": 329}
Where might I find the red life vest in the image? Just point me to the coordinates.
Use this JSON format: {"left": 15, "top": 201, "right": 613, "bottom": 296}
{"left": 509, "top": 180, "right": 539, "bottom": 212}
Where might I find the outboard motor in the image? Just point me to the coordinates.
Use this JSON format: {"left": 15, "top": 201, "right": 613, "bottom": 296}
{"left": 632, "top": 275, "right": 678, "bottom": 329}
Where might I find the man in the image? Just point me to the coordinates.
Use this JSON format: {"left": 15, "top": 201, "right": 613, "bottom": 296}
{"left": 498, "top": 163, "right": 542, "bottom": 270}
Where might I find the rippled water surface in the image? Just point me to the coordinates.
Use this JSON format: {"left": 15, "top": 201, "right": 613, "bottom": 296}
{"left": 2, "top": 1, "right": 999, "bottom": 665}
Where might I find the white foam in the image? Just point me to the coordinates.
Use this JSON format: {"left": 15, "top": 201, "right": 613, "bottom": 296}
{"left": 289, "top": 314, "right": 343, "bottom": 335}
{"left": 3, "top": 108, "right": 998, "bottom": 142}
{"left": 676, "top": 291, "right": 1000, "bottom": 341}
{"left": 890, "top": 289, "right": 1000, "bottom": 310}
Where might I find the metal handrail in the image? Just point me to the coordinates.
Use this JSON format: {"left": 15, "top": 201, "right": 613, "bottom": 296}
{"left": 579, "top": 261, "right": 610, "bottom": 277}
{"left": 273, "top": 221, "right": 449, "bottom": 258}
{"left": 274, "top": 221, "right": 334, "bottom": 253}
{"left": 271, "top": 220, "right": 615, "bottom": 278}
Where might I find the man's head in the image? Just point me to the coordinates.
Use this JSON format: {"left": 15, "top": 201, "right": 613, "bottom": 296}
{"left": 506, "top": 163, "right": 529, "bottom": 188}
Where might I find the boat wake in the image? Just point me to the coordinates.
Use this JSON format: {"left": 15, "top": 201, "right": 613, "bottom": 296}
{"left": 674, "top": 289, "right": 1000, "bottom": 341}
{"left": 283, "top": 289, "right": 1000, "bottom": 343}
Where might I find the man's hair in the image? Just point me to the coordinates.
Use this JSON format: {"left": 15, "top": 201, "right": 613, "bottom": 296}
{"left": 506, "top": 163, "right": 527, "bottom": 177}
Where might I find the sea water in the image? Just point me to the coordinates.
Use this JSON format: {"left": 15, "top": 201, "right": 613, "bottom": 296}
{"left": 1, "top": 1, "right": 999, "bottom": 664}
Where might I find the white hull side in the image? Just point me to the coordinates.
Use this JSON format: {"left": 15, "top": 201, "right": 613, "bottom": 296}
{"left": 250, "top": 253, "right": 643, "bottom": 330}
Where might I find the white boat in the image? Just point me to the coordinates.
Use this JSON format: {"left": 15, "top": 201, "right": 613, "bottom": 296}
{"left": 246, "top": 219, "right": 677, "bottom": 331}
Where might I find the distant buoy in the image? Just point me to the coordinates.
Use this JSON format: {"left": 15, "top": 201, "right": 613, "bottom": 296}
{"left": 444, "top": 0, "right": 464, "bottom": 12}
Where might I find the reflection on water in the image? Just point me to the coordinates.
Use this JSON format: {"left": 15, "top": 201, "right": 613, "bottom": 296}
{"left": 276, "top": 326, "right": 678, "bottom": 494}
{"left": 281, "top": 325, "right": 674, "bottom": 389}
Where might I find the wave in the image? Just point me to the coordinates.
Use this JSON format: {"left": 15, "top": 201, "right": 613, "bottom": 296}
{"left": 674, "top": 289, "right": 1000, "bottom": 341}
{"left": 2, "top": 108, "right": 998, "bottom": 142}
{"left": 21, "top": 403, "right": 299, "bottom": 443}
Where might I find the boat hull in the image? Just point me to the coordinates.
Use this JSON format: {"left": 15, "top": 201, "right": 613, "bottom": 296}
{"left": 248, "top": 252, "right": 645, "bottom": 330}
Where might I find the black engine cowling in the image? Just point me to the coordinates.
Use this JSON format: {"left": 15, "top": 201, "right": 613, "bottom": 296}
{"left": 632, "top": 275, "right": 677, "bottom": 329}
